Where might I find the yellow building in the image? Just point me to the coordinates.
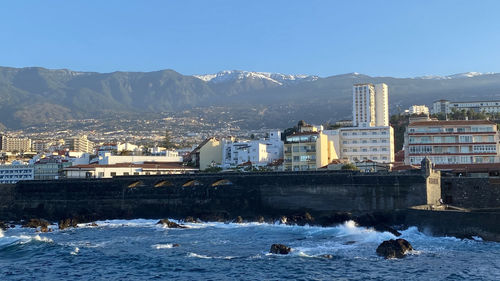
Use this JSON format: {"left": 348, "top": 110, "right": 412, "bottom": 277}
{"left": 284, "top": 125, "right": 337, "bottom": 171}
{"left": 198, "top": 137, "right": 223, "bottom": 170}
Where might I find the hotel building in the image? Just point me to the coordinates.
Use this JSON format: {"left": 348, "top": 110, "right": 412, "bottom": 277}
{"left": 432, "top": 100, "right": 500, "bottom": 114}
{"left": 404, "top": 120, "right": 499, "bottom": 165}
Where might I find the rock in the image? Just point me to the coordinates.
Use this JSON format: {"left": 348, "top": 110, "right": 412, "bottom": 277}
{"left": 270, "top": 244, "right": 292, "bottom": 255}
{"left": 376, "top": 239, "right": 414, "bottom": 259}
{"left": 355, "top": 213, "right": 401, "bottom": 237}
{"left": 344, "top": 241, "right": 356, "bottom": 245}
{"left": 22, "top": 218, "right": 50, "bottom": 229}
{"left": 39, "top": 225, "right": 51, "bottom": 233}
{"left": 279, "top": 216, "right": 287, "bottom": 224}
{"left": 183, "top": 216, "right": 200, "bottom": 223}
{"left": 157, "top": 219, "right": 187, "bottom": 229}
{"left": 256, "top": 216, "right": 265, "bottom": 223}
{"left": 58, "top": 218, "right": 79, "bottom": 230}
{"left": 172, "top": 243, "right": 180, "bottom": 247}
{"left": 235, "top": 216, "right": 244, "bottom": 223}
{"left": 287, "top": 212, "right": 315, "bottom": 226}
{"left": 318, "top": 254, "right": 333, "bottom": 259}
{"left": 0, "top": 221, "right": 8, "bottom": 230}
{"left": 88, "top": 222, "right": 98, "bottom": 227}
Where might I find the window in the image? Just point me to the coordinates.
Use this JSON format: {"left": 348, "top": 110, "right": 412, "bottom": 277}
{"left": 123, "top": 172, "right": 129, "bottom": 176}
{"left": 372, "top": 148, "right": 378, "bottom": 152}
{"left": 110, "top": 172, "right": 117, "bottom": 177}
{"left": 343, "top": 141, "right": 348, "bottom": 144}
{"left": 362, "top": 149, "right": 367, "bottom": 152}
{"left": 382, "top": 148, "right": 387, "bottom": 151}
{"left": 459, "top": 135, "right": 472, "bottom": 143}
{"left": 372, "top": 140, "right": 377, "bottom": 143}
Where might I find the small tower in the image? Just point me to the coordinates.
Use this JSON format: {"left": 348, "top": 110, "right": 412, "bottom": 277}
{"left": 421, "top": 157, "right": 432, "bottom": 178}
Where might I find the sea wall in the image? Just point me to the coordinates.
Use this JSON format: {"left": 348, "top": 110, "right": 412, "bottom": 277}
{"left": 441, "top": 177, "right": 500, "bottom": 208}
{"left": 0, "top": 171, "right": 432, "bottom": 221}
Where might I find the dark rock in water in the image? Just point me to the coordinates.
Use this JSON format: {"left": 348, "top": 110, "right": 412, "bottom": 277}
{"left": 22, "top": 218, "right": 50, "bottom": 229}
{"left": 355, "top": 213, "right": 401, "bottom": 237}
{"left": 183, "top": 216, "right": 200, "bottom": 223}
{"left": 270, "top": 244, "right": 292, "bottom": 255}
{"left": 0, "top": 221, "right": 8, "bottom": 230}
{"left": 235, "top": 216, "right": 244, "bottom": 223}
{"left": 256, "top": 216, "right": 265, "bottom": 223}
{"left": 287, "top": 212, "right": 315, "bottom": 226}
{"left": 318, "top": 212, "right": 353, "bottom": 226}
{"left": 376, "top": 239, "right": 413, "bottom": 259}
{"left": 172, "top": 243, "right": 180, "bottom": 247}
{"left": 157, "top": 219, "right": 187, "bottom": 229}
{"left": 279, "top": 216, "right": 288, "bottom": 224}
{"left": 88, "top": 222, "right": 98, "bottom": 227}
{"left": 344, "top": 241, "right": 356, "bottom": 245}
{"left": 39, "top": 225, "right": 51, "bottom": 233}
{"left": 318, "top": 254, "right": 333, "bottom": 259}
{"left": 59, "top": 218, "right": 79, "bottom": 230}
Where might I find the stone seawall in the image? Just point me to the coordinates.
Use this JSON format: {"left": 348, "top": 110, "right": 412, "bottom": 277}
{"left": 0, "top": 171, "right": 431, "bottom": 221}
{"left": 442, "top": 177, "right": 500, "bottom": 208}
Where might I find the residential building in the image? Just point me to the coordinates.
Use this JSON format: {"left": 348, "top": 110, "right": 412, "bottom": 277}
{"left": 404, "top": 120, "right": 499, "bottom": 165}
{"left": 0, "top": 135, "right": 32, "bottom": 152}
{"left": 432, "top": 99, "right": 500, "bottom": 114}
{"left": 198, "top": 137, "right": 223, "bottom": 170}
{"left": 32, "top": 140, "right": 50, "bottom": 152}
{"left": 34, "top": 161, "right": 72, "bottom": 180}
{"left": 337, "top": 126, "right": 394, "bottom": 163}
{"left": 284, "top": 125, "right": 336, "bottom": 171}
{"left": 65, "top": 135, "right": 94, "bottom": 153}
{"left": 64, "top": 162, "right": 197, "bottom": 179}
{"left": 0, "top": 162, "right": 34, "bottom": 184}
{"left": 97, "top": 152, "right": 182, "bottom": 165}
{"left": 352, "top": 83, "right": 389, "bottom": 127}
{"left": 407, "top": 105, "right": 430, "bottom": 115}
{"left": 221, "top": 131, "right": 283, "bottom": 168}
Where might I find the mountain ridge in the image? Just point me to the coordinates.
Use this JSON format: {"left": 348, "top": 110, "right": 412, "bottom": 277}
{"left": 1, "top": 66, "right": 500, "bottom": 130}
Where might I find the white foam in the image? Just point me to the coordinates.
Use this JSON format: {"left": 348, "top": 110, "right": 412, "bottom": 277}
{"left": 187, "top": 252, "right": 211, "bottom": 259}
{"left": 0, "top": 229, "right": 3, "bottom": 238}
{"left": 153, "top": 243, "right": 174, "bottom": 249}
{"left": 70, "top": 247, "right": 79, "bottom": 255}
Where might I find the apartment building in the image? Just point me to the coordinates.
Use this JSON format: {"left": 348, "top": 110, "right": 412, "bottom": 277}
{"left": 65, "top": 135, "right": 94, "bottom": 153}
{"left": 0, "top": 163, "right": 34, "bottom": 184}
{"left": 284, "top": 125, "right": 336, "bottom": 171}
{"left": 0, "top": 135, "right": 32, "bottom": 152}
{"left": 338, "top": 126, "right": 394, "bottom": 163}
{"left": 408, "top": 105, "right": 429, "bottom": 115}
{"left": 404, "top": 120, "right": 499, "bottom": 165}
{"left": 221, "top": 131, "right": 283, "bottom": 168}
{"left": 352, "top": 83, "right": 388, "bottom": 127}
{"left": 432, "top": 100, "right": 500, "bottom": 114}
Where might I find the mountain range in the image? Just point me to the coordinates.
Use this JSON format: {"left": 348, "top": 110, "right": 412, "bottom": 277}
{"left": 1, "top": 66, "right": 500, "bottom": 130}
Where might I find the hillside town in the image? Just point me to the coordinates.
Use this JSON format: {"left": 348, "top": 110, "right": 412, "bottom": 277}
{"left": 2, "top": 83, "right": 500, "bottom": 184}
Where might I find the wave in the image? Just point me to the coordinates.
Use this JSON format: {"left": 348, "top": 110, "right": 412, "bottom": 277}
{"left": 153, "top": 243, "right": 175, "bottom": 249}
{"left": 187, "top": 252, "right": 238, "bottom": 260}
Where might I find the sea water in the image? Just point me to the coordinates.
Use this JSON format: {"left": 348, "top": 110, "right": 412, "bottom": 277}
{"left": 0, "top": 220, "right": 499, "bottom": 280}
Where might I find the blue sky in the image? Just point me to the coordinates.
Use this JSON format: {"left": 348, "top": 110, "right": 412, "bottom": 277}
{"left": 2, "top": 0, "right": 500, "bottom": 77}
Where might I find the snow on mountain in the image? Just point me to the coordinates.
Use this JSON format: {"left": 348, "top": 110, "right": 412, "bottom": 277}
{"left": 416, "top": 72, "right": 495, "bottom": 80}
{"left": 194, "top": 70, "right": 318, "bottom": 85}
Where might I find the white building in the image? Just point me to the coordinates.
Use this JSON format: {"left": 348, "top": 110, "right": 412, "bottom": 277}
{"left": 0, "top": 135, "right": 32, "bottom": 152}
{"left": 97, "top": 152, "right": 183, "bottom": 165}
{"left": 352, "top": 83, "right": 389, "bottom": 127}
{"left": 432, "top": 100, "right": 500, "bottom": 114}
{"left": 65, "top": 162, "right": 197, "bottom": 179}
{"left": 0, "top": 162, "right": 34, "bottom": 184}
{"left": 336, "top": 126, "right": 394, "bottom": 163}
{"left": 408, "top": 105, "right": 430, "bottom": 115}
{"left": 221, "top": 131, "right": 283, "bottom": 168}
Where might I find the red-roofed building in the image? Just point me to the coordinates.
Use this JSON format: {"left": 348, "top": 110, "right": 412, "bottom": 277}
{"left": 404, "top": 119, "right": 499, "bottom": 165}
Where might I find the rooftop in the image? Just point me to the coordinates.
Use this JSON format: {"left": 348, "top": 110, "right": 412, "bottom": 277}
{"left": 409, "top": 120, "right": 496, "bottom": 126}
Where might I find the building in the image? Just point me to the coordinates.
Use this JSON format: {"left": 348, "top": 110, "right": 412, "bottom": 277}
{"left": 64, "top": 162, "right": 197, "bottom": 179}
{"left": 337, "top": 126, "right": 394, "bottom": 163}
{"left": 0, "top": 163, "right": 34, "bottom": 184}
{"left": 404, "top": 120, "right": 499, "bottom": 165}
{"left": 407, "top": 105, "right": 430, "bottom": 115}
{"left": 432, "top": 99, "right": 500, "bottom": 114}
{"left": 352, "top": 83, "right": 388, "bottom": 127}
{"left": 197, "top": 137, "right": 223, "bottom": 170}
{"left": 221, "top": 131, "right": 283, "bottom": 168}
{"left": 65, "top": 135, "right": 94, "bottom": 153}
{"left": 97, "top": 152, "right": 183, "bottom": 165}
{"left": 0, "top": 135, "right": 32, "bottom": 152}
{"left": 32, "top": 140, "right": 49, "bottom": 152}
{"left": 284, "top": 125, "right": 336, "bottom": 171}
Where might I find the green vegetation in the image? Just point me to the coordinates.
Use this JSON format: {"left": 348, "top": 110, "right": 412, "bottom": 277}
{"left": 341, "top": 163, "right": 359, "bottom": 171}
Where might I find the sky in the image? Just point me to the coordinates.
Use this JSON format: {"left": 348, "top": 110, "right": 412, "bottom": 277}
{"left": 1, "top": 0, "right": 500, "bottom": 77}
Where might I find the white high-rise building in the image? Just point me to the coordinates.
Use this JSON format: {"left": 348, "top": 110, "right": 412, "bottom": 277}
{"left": 352, "top": 83, "right": 389, "bottom": 127}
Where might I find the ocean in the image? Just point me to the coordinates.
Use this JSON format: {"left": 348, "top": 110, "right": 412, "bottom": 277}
{"left": 0, "top": 219, "right": 499, "bottom": 280}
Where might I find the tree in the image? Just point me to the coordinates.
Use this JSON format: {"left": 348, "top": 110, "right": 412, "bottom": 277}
{"left": 163, "top": 129, "right": 175, "bottom": 149}
{"left": 341, "top": 163, "right": 359, "bottom": 171}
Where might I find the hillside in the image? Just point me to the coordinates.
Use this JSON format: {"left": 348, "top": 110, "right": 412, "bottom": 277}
{"left": 1, "top": 67, "right": 500, "bottom": 129}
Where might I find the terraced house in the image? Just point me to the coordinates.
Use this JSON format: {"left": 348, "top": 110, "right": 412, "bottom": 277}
{"left": 404, "top": 120, "right": 499, "bottom": 165}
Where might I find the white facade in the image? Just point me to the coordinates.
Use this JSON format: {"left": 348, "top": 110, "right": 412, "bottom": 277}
{"left": 98, "top": 152, "right": 183, "bottom": 165}
{"left": 352, "top": 83, "right": 388, "bottom": 127}
{"left": 65, "top": 163, "right": 197, "bottom": 179}
{"left": 408, "top": 105, "right": 429, "bottom": 115}
{"left": 221, "top": 131, "right": 283, "bottom": 168}
{"left": 337, "top": 126, "right": 394, "bottom": 163}
{"left": 0, "top": 164, "right": 34, "bottom": 184}
{"left": 432, "top": 100, "right": 500, "bottom": 114}
{"left": 0, "top": 135, "right": 32, "bottom": 152}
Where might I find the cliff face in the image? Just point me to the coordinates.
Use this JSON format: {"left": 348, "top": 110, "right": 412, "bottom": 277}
{"left": 0, "top": 171, "right": 430, "bottom": 221}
